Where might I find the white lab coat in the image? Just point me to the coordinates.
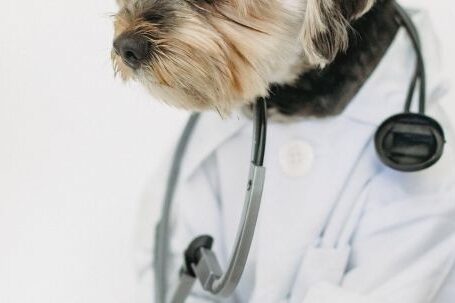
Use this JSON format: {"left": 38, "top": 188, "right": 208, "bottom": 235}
{"left": 135, "top": 8, "right": 455, "bottom": 303}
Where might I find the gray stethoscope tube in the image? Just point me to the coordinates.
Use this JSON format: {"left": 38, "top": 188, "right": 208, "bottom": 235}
{"left": 154, "top": 113, "right": 201, "bottom": 303}
{"left": 155, "top": 100, "right": 268, "bottom": 303}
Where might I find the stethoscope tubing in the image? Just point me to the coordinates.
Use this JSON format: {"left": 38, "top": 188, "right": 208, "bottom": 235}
{"left": 155, "top": 114, "right": 201, "bottom": 303}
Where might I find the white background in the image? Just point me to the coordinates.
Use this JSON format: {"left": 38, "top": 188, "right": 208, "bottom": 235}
{"left": 0, "top": 1, "right": 454, "bottom": 303}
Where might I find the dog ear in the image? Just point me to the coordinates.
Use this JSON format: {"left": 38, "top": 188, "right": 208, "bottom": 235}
{"left": 299, "top": 0, "right": 375, "bottom": 67}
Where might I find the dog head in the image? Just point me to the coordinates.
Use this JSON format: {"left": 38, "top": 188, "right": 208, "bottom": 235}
{"left": 112, "top": 0, "right": 376, "bottom": 113}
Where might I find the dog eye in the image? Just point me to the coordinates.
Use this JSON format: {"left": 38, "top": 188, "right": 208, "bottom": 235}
{"left": 143, "top": 11, "right": 165, "bottom": 23}
{"left": 191, "top": 0, "right": 215, "bottom": 4}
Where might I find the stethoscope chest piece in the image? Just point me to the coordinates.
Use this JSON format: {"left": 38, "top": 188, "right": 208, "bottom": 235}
{"left": 375, "top": 113, "right": 445, "bottom": 172}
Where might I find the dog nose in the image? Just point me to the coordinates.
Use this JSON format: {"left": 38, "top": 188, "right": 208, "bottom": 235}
{"left": 113, "top": 34, "right": 150, "bottom": 69}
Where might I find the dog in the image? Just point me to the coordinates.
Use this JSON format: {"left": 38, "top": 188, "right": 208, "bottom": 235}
{"left": 111, "top": 0, "right": 387, "bottom": 117}
{"left": 111, "top": 2, "right": 455, "bottom": 302}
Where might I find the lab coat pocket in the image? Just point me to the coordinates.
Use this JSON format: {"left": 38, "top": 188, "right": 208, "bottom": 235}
{"left": 289, "top": 241, "right": 351, "bottom": 303}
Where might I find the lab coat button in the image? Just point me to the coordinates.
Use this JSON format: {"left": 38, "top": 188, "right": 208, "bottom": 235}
{"left": 279, "top": 140, "right": 314, "bottom": 177}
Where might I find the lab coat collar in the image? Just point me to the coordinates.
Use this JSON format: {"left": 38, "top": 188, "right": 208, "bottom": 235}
{"left": 180, "top": 111, "right": 249, "bottom": 179}
{"left": 180, "top": 8, "right": 447, "bottom": 180}
{"left": 343, "top": 8, "right": 449, "bottom": 126}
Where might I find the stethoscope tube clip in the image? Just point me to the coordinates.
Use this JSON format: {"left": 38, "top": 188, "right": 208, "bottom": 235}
{"left": 192, "top": 248, "right": 223, "bottom": 291}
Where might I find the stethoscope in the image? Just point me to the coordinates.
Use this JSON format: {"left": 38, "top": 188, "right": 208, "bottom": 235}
{"left": 154, "top": 2, "right": 446, "bottom": 302}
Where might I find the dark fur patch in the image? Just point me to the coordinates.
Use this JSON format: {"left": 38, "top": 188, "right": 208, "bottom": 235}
{"left": 337, "top": 0, "right": 371, "bottom": 19}
{"left": 139, "top": 1, "right": 178, "bottom": 31}
{"left": 265, "top": 0, "right": 400, "bottom": 117}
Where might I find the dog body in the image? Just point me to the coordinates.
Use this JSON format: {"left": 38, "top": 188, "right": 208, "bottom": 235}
{"left": 112, "top": 1, "right": 455, "bottom": 303}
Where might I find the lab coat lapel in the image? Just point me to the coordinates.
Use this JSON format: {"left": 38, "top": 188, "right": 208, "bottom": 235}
{"left": 249, "top": 121, "right": 377, "bottom": 303}
{"left": 180, "top": 111, "right": 248, "bottom": 180}
{"left": 343, "top": 9, "right": 449, "bottom": 126}
{"left": 288, "top": 143, "right": 380, "bottom": 303}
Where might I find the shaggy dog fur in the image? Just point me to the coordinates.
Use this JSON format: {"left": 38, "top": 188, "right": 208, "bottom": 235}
{"left": 112, "top": 0, "right": 397, "bottom": 118}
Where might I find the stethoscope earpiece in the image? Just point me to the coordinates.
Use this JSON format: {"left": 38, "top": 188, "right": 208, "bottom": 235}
{"left": 375, "top": 113, "right": 445, "bottom": 172}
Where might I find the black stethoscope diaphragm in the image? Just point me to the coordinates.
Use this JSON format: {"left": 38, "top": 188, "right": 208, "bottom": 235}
{"left": 375, "top": 113, "right": 445, "bottom": 172}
